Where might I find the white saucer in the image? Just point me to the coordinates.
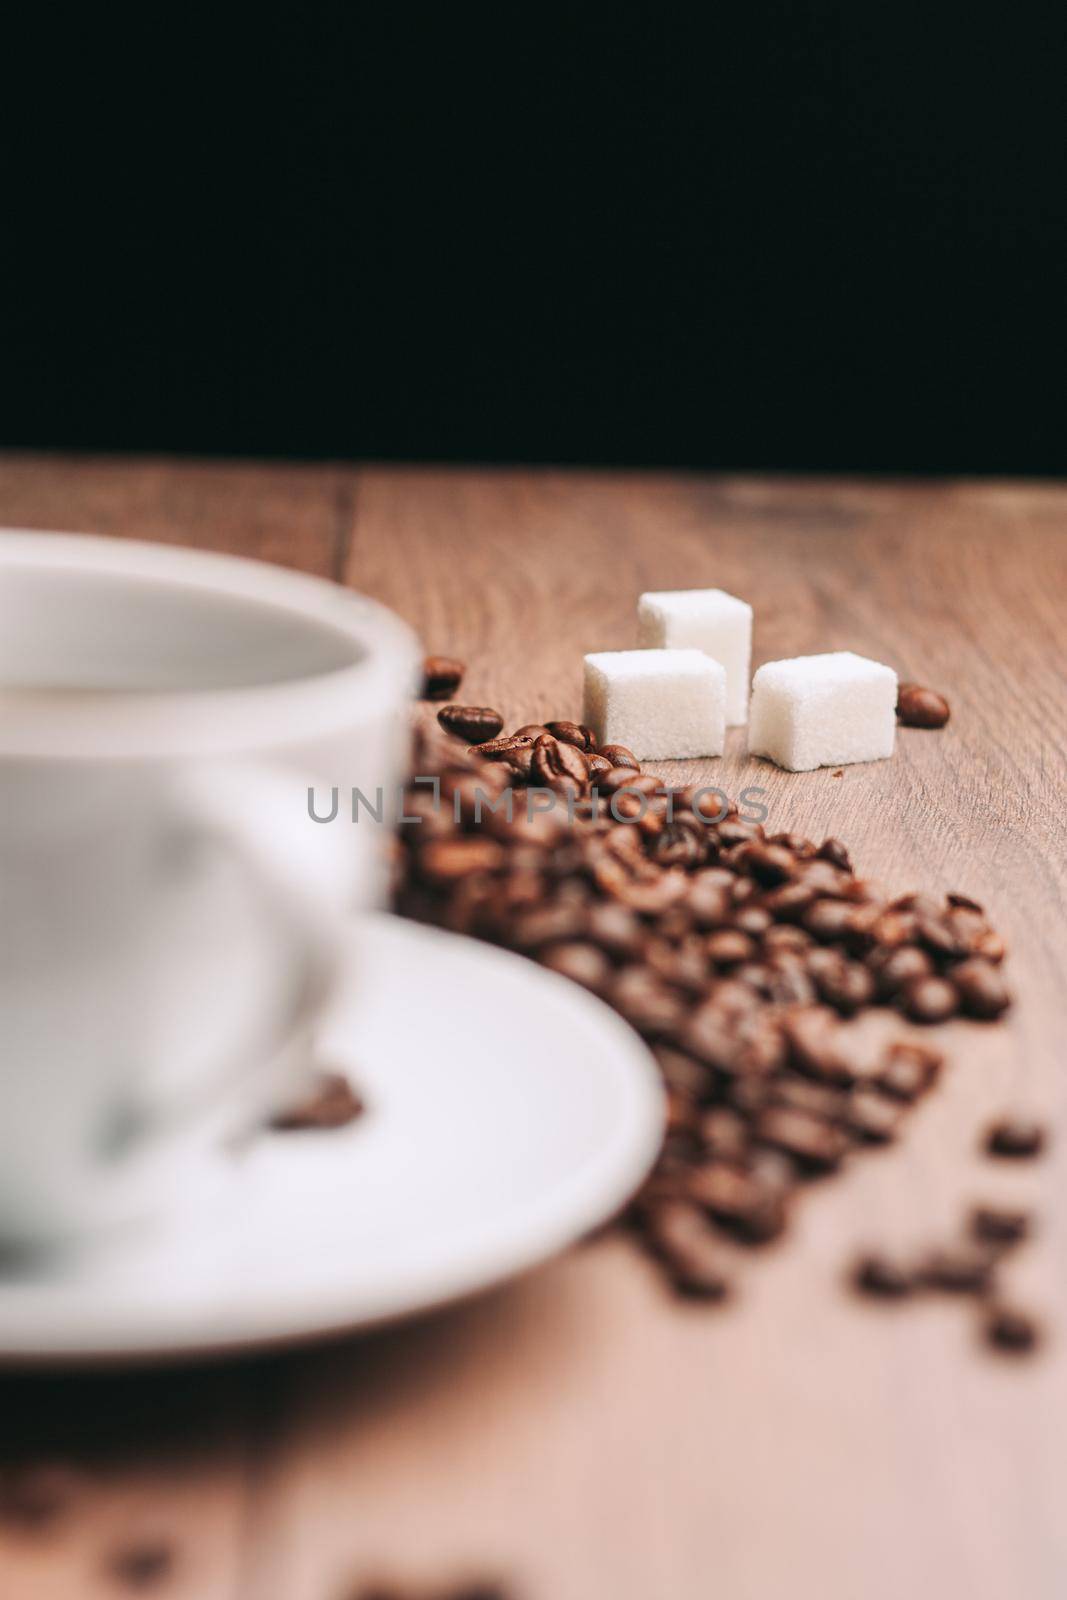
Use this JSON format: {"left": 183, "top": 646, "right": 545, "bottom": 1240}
{"left": 0, "top": 915, "right": 663, "bottom": 1364}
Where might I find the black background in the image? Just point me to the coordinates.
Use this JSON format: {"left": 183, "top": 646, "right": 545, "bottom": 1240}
{"left": 3, "top": 8, "right": 1065, "bottom": 474}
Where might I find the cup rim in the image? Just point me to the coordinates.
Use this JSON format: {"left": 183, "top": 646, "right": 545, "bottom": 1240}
{"left": 0, "top": 530, "right": 420, "bottom": 761}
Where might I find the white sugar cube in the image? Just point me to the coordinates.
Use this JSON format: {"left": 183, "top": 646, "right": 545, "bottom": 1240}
{"left": 637, "top": 588, "right": 753, "bottom": 725}
{"left": 747, "top": 651, "right": 897, "bottom": 771}
{"left": 583, "top": 648, "right": 726, "bottom": 761}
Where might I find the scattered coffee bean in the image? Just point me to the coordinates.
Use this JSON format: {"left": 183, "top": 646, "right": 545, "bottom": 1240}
{"left": 985, "top": 1117, "right": 1047, "bottom": 1159}
{"left": 896, "top": 683, "right": 951, "bottom": 728}
{"left": 270, "top": 1072, "right": 364, "bottom": 1132}
{"left": 984, "top": 1304, "right": 1042, "bottom": 1355}
{"left": 0, "top": 1463, "right": 78, "bottom": 1529}
{"left": 436, "top": 705, "right": 504, "bottom": 744}
{"left": 921, "top": 1243, "right": 997, "bottom": 1294}
{"left": 970, "top": 1204, "right": 1031, "bottom": 1249}
{"left": 106, "top": 1538, "right": 174, "bottom": 1590}
{"left": 421, "top": 655, "right": 465, "bottom": 700}
{"left": 851, "top": 1252, "right": 915, "bottom": 1298}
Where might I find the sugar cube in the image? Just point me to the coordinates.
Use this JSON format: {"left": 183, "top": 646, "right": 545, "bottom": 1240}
{"left": 583, "top": 648, "right": 726, "bottom": 761}
{"left": 747, "top": 651, "right": 897, "bottom": 771}
{"left": 637, "top": 588, "right": 753, "bottom": 725}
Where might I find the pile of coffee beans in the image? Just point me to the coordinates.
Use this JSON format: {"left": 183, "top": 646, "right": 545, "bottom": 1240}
{"left": 394, "top": 695, "right": 1019, "bottom": 1318}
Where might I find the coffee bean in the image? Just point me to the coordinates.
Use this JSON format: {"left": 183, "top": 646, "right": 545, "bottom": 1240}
{"left": 915, "top": 914, "right": 966, "bottom": 961}
{"left": 844, "top": 1087, "right": 904, "bottom": 1144}
{"left": 733, "top": 905, "right": 773, "bottom": 937}
{"left": 270, "top": 1072, "right": 364, "bottom": 1132}
{"left": 984, "top": 1304, "right": 1042, "bottom": 1355}
{"left": 921, "top": 1243, "right": 997, "bottom": 1294}
{"left": 598, "top": 743, "right": 640, "bottom": 770}
{"left": 421, "top": 655, "right": 465, "bottom": 700}
{"left": 951, "top": 958, "right": 1011, "bottom": 1019}
{"left": 875, "top": 1042, "right": 942, "bottom": 1101}
{"left": 686, "top": 1162, "right": 787, "bottom": 1243}
{"left": 531, "top": 733, "right": 589, "bottom": 795}
{"left": 474, "top": 731, "right": 538, "bottom": 762}
{"left": 545, "top": 719, "right": 597, "bottom": 751}
{"left": 106, "top": 1538, "right": 174, "bottom": 1589}
{"left": 513, "top": 723, "right": 551, "bottom": 740}
{"left": 509, "top": 902, "right": 589, "bottom": 949}
{"left": 769, "top": 831, "right": 816, "bottom": 858}
{"left": 867, "top": 910, "right": 916, "bottom": 949}
{"left": 642, "top": 1201, "right": 732, "bottom": 1299}
{"left": 610, "top": 967, "right": 685, "bottom": 1036}
{"left": 586, "top": 752, "right": 613, "bottom": 778}
{"left": 0, "top": 1463, "right": 79, "bottom": 1529}
{"left": 803, "top": 898, "right": 855, "bottom": 942}
{"left": 890, "top": 891, "right": 941, "bottom": 916}
{"left": 740, "top": 842, "right": 796, "bottom": 887}
{"left": 540, "top": 941, "right": 612, "bottom": 992}
{"left": 809, "top": 953, "right": 875, "bottom": 1015}
{"left": 771, "top": 1077, "right": 847, "bottom": 1123}
{"left": 754, "top": 1106, "right": 849, "bottom": 1174}
{"left": 419, "top": 837, "right": 506, "bottom": 884}
{"left": 436, "top": 704, "right": 504, "bottom": 744}
{"left": 781, "top": 1007, "right": 855, "bottom": 1087}
{"left": 867, "top": 944, "right": 933, "bottom": 1000}
{"left": 970, "top": 1205, "right": 1031, "bottom": 1249}
{"left": 698, "top": 1108, "right": 750, "bottom": 1162}
{"left": 984, "top": 1117, "right": 1047, "bottom": 1159}
{"left": 851, "top": 1252, "right": 915, "bottom": 1298}
{"left": 897, "top": 683, "right": 951, "bottom": 727}
{"left": 706, "top": 929, "right": 757, "bottom": 968}
{"left": 585, "top": 901, "right": 646, "bottom": 960}
{"left": 651, "top": 821, "right": 707, "bottom": 868}
{"left": 973, "top": 928, "right": 1008, "bottom": 963}
{"left": 900, "top": 974, "right": 959, "bottom": 1024}
{"left": 817, "top": 837, "right": 852, "bottom": 870}
{"left": 762, "top": 922, "right": 812, "bottom": 954}
{"left": 597, "top": 767, "right": 661, "bottom": 797}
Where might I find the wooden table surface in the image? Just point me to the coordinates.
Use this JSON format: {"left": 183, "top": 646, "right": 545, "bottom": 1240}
{"left": 1, "top": 456, "right": 1065, "bottom": 1600}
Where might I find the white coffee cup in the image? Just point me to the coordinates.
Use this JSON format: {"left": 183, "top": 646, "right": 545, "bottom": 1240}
{"left": 0, "top": 530, "right": 420, "bottom": 1248}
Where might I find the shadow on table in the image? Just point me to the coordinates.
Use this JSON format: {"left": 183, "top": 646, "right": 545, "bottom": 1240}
{"left": 0, "top": 1246, "right": 605, "bottom": 1472}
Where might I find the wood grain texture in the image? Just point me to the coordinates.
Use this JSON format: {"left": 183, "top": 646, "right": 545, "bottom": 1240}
{"left": 1, "top": 457, "right": 1066, "bottom": 1599}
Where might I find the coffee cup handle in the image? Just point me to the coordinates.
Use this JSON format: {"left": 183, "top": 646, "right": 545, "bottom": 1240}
{"left": 125, "top": 763, "right": 350, "bottom": 1150}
